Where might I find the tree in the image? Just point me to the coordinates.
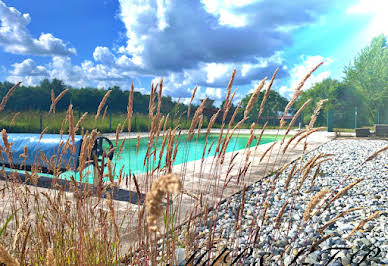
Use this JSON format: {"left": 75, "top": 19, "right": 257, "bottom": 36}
{"left": 344, "top": 34, "right": 388, "bottom": 123}
{"left": 296, "top": 79, "right": 368, "bottom": 128}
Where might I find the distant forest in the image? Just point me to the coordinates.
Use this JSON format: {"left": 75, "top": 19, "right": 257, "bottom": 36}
{"left": 0, "top": 79, "right": 187, "bottom": 115}
{"left": 0, "top": 77, "right": 291, "bottom": 126}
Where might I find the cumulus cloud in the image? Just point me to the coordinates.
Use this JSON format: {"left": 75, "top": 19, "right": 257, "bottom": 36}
{"left": 0, "top": 0, "right": 75, "bottom": 56}
{"left": 7, "top": 56, "right": 138, "bottom": 89}
{"left": 118, "top": 0, "right": 336, "bottom": 73}
{"left": 3, "top": 0, "right": 338, "bottom": 102}
{"left": 10, "top": 59, "right": 48, "bottom": 76}
{"left": 278, "top": 55, "right": 333, "bottom": 98}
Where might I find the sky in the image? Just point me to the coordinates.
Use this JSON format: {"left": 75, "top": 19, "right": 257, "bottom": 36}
{"left": 0, "top": 0, "right": 387, "bottom": 106}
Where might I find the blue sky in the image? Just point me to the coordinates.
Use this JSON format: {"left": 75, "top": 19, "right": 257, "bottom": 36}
{"left": 0, "top": 0, "right": 386, "bottom": 105}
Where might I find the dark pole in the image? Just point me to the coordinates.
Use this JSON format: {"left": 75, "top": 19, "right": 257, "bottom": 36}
{"left": 109, "top": 111, "right": 112, "bottom": 132}
{"left": 39, "top": 111, "right": 43, "bottom": 132}
{"left": 354, "top": 106, "right": 358, "bottom": 129}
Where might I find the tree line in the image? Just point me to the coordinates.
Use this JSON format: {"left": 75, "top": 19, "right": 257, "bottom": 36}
{"left": 0, "top": 77, "right": 290, "bottom": 127}
{"left": 0, "top": 79, "right": 188, "bottom": 116}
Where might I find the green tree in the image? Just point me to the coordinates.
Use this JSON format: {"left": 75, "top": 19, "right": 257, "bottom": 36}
{"left": 344, "top": 34, "right": 388, "bottom": 123}
{"left": 296, "top": 79, "right": 367, "bottom": 128}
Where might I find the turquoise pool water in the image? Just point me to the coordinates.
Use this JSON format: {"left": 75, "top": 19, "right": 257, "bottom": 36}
{"left": 62, "top": 133, "right": 281, "bottom": 183}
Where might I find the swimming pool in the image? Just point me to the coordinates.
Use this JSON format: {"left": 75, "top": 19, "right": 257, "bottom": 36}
{"left": 62, "top": 133, "right": 282, "bottom": 183}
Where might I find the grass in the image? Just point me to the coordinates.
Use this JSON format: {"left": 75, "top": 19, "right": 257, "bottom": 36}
{"left": 1, "top": 63, "right": 380, "bottom": 265}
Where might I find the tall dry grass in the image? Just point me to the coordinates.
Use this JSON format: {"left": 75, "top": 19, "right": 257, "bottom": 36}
{"left": 0, "top": 61, "right": 382, "bottom": 265}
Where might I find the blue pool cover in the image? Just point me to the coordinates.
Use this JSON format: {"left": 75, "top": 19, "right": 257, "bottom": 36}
{"left": 0, "top": 133, "right": 82, "bottom": 172}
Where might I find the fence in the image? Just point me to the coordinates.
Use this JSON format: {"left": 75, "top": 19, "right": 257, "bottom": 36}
{"left": 327, "top": 107, "right": 388, "bottom": 132}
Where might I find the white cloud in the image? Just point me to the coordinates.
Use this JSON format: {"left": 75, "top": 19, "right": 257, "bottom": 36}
{"left": 10, "top": 59, "right": 48, "bottom": 76}
{"left": 347, "top": 0, "right": 388, "bottom": 38}
{"left": 2, "top": 0, "right": 339, "bottom": 102}
{"left": 0, "top": 1, "right": 76, "bottom": 56}
{"left": 93, "top": 46, "right": 115, "bottom": 66}
{"left": 279, "top": 55, "right": 333, "bottom": 98}
{"left": 118, "top": 0, "right": 336, "bottom": 74}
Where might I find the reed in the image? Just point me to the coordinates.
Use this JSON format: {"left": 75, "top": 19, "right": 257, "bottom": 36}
{"left": 0, "top": 63, "right": 365, "bottom": 265}
{"left": 95, "top": 90, "right": 112, "bottom": 119}
{"left": 302, "top": 189, "right": 329, "bottom": 222}
{"left": 347, "top": 211, "right": 383, "bottom": 238}
{"left": 0, "top": 82, "right": 21, "bottom": 113}
{"left": 49, "top": 88, "right": 70, "bottom": 114}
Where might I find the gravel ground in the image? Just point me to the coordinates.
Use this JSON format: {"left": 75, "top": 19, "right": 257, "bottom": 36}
{"left": 174, "top": 139, "right": 388, "bottom": 265}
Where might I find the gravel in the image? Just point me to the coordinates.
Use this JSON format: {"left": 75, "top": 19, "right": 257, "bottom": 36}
{"left": 175, "top": 139, "right": 388, "bottom": 265}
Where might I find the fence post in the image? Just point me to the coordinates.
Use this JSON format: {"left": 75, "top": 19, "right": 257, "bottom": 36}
{"left": 354, "top": 106, "right": 358, "bottom": 129}
{"left": 327, "top": 110, "right": 333, "bottom": 132}
{"left": 109, "top": 111, "right": 112, "bottom": 132}
{"left": 377, "top": 110, "right": 380, "bottom": 124}
{"left": 39, "top": 111, "right": 43, "bottom": 132}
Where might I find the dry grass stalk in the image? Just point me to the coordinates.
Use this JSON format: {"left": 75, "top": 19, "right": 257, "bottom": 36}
{"left": 196, "top": 115, "right": 203, "bottom": 142}
{"left": 74, "top": 112, "right": 88, "bottom": 133}
{"left": 284, "top": 159, "right": 298, "bottom": 190}
{"left": 219, "top": 118, "right": 247, "bottom": 162}
{"left": 145, "top": 173, "right": 182, "bottom": 232}
{"left": 102, "top": 105, "right": 109, "bottom": 120}
{"left": 259, "top": 141, "right": 276, "bottom": 162}
{"left": 0, "top": 244, "right": 19, "bottom": 266}
{"left": 107, "top": 194, "right": 120, "bottom": 242}
{"left": 326, "top": 179, "right": 362, "bottom": 207}
{"left": 319, "top": 207, "right": 363, "bottom": 232}
{"left": 136, "top": 135, "right": 141, "bottom": 155}
{"left": 347, "top": 211, "right": 383, "bottom": 238}
{"left": 365, "top": 145, "right": 388, "bottom": 162}
{"left": 312, "top": 158, "right": 332, "bottom": 168}
{"left": 39, "top": 127, "right": 48, "bottom": 141}
{"left": 95, "top": 90, "right": 112, "bottom": 119}
{"left": 282, "top": 99, "right": 312, "bottom": 143}
{"left": 309, "top": 165, "right": 320, "bottom": 189}
{"left": 303, "top": 189, "right": 329, "bottom": 222}
{"left": 188, "top": 98, "right": 207, "bottom": 139}
{"left": 222, "top": 69, "right": 237, "bottom": 121}
{"left": 244, "top": 77, "right": 267, "bottom": 118}
{"left": 254, "top": 122, "right": 268, "bottom": 150}
{"left": 282, "top": 129, "right": 306, "bottom": 154}
{"left": 127, "top": 83, "right": 134, "bottom": 132}
{"left": 10, "top": 112, "right": 21, "bottom": 126}
{"left": 308, "top": 99, "right": 328, "bottom": 129}
{"left": 280, "top": 61, "right": 323, "bottom": 127}
{"left": 272, "top": 160, "right": 292, "bottom": 184}
{"left": 156, "top": 78, "right": 163, "bottom": 119}
{"left": 261, "top": 202, "right": 269, "bottom": 226}
{"left": 49, "top": 88, "right": 69, "bottom": 114}
{"left": 46, "top": 248, "right": 55, "bottom": 266}
{"left": 245, "top": 122, "right": 256, "bottom": 149}
{"left": 274, "top": 200, "right": 289, "bottom": 229}
{"left": 0, "top": 81, "right": 21, "bottom": 113}
{"left": 257, "top": 68, "right": 278, "bottom": 120}
{"left": 205, "top": 110, "right": 220, "bottom": 140}
{"left": 149, "top": 83, "right": 157, "bottom": 123}
{"left": 67, "top": 104, "right": 75, "bottom": 145}
{"left": 12, "top": 216, "right": 31, "bottom": 251}
{"left": 292, "top": 127, "right": 325, "bottom": 149}
{"left": 297, "top": 156, "right": 320, "bottom": 190}
{"left": 187, "top": 86, "right": 198, "bottom": 120}
{"left": 228, "top": 101, "right": 242, "bottom": 129}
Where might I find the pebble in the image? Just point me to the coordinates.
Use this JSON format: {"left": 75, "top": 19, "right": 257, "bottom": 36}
{"left": 172, "top": 139, "right": 388, "bottom": 265}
